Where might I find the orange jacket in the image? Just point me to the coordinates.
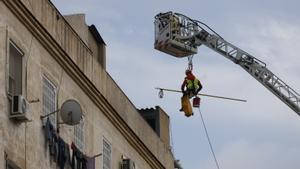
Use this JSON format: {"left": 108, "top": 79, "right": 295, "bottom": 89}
{"left": 181, "top": 73, "right": 195, "bottom": 91}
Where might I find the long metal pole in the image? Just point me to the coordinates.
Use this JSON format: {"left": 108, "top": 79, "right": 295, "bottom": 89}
{"left": 155, "top": 87, "right": 247, "bottom": 102}
{"left": 40, "top": 109, "right": 60, "bottom": 119}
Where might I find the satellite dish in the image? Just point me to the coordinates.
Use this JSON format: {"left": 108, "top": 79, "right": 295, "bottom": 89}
{"left": 60, "top": 99, "right": 82, "bottom": 125}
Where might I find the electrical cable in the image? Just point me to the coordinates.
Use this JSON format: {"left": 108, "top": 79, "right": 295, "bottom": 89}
{"left": 194, "top": 20, "right": 224, "bottom": 40}
{"left": 174, "top": 12, "right": 224, "bottom": 39}
{"left": 24, "top": 36, "right": 33, "bottom": 169}
{"left": 25, "top": 36, "right": 34, "bottom": 100}
{"left": 198, "top": 108, "right": 221, "bottom": 169}
{"left": 25, "top": 122, "right": 27, "bottom": 169}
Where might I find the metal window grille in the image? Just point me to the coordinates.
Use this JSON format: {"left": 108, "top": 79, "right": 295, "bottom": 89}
{"left": 103, "top": 139, "right": 111, "bottom": 169}
{"left": 42, "top": 77, "right": 57, "bottom": 127}
{"left": 74, "top": 121, "right": 84, "bottom": 151}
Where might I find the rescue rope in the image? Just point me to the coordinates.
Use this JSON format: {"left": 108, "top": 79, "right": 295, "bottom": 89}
{"left": 198, "top": 108, "right": 221, "bottom": 169}
{"left": 169, "top": 120, "right": 175, "bottom": 154}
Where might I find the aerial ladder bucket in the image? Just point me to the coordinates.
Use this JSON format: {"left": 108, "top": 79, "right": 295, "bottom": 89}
{"left": 154, "top": 12, "right": 300, "bottom": 115}
{"left": 154, "top": 12, "right": 198, "bottom": 58}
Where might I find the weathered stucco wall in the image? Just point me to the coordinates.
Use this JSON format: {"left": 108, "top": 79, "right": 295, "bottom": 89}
{"left": 0, "top": 0, "right": 174, "bottom": 169}
{"left": 0, "top": 4, "right": 156, "bottom": 168}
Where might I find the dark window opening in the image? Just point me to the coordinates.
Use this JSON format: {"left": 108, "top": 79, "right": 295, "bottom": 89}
{"left": 8, "top": 41, "right": 24, "bottom": 113}
{"left": 146, "top": 118, "right": 156, "bottom": 131}
{"left": 6, "top": 159, "right": 21, "bottom": 169}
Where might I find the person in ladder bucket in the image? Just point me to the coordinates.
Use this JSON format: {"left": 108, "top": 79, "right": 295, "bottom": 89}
{"left": 180, "top": 69, "right": 202, "bottom": 115}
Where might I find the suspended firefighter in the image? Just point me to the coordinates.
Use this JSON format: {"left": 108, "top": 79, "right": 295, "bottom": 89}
{"left": 180, "top": 69, "right": 203, "bottom": 117}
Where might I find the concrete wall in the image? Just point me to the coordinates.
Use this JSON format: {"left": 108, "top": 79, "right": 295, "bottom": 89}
{"left": 64, "top": 14, "right": 89, "bottom": 46}
{"left": 55, "top": 6, "right": 175, "bottom": 169}
{"left": 0, "top": 0, "right": 174, "bottom": 169}
{"left": 139, "top": 106, "right": 171, "bottom": 149}
{"left": 158, "top": 107, "right": 170, "bottom": 149}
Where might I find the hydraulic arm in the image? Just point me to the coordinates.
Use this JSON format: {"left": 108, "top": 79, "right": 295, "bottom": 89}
{"left": 154, "top": 12, "right": 300, "bottom": 114}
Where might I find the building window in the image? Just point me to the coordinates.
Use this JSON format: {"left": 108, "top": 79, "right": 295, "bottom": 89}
{"left": 6, "top": 159, "right": 21, "bottom": 169}
{"left": 8, "top": 41, "right": 24, "bottom": 112}
{"left": 103, "top": 139, "right": 111, "bottom": 169}
{"left": 42, "top": 76, "right": 57, "bottom": 126}
{"left": 122, "top": 158, "right": 136, "bottom": 169}
{"left": 6, "top": 163, "right": 17, "bottom": 169}
{"left": 8, "top": 41, "right": 23, "bottom": 96}
{"left": 6, "top": 165, "right": 13, "bottom": 169}
{"left": 74, "top": 120, "right": 84, "bottom": 151}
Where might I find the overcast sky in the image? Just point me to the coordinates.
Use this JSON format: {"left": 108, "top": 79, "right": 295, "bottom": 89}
{"left": 52, "top": 1, "right": 300, "bottom": 169}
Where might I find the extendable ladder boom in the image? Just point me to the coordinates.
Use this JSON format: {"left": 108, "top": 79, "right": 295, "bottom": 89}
{"left": 154, "top": 12, "right": 300, "bottom": 114}
{"left": 198, "top": 30, "right": 300, "bottom": 114}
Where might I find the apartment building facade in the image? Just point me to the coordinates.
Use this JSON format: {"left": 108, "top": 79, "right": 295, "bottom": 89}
{"left": 0, "top": 0, "right": 175, "bottom": 169}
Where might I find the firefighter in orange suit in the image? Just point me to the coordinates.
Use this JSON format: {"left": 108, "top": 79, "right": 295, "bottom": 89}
{"left": 180, "top": 69, "right": 202, "bottom": 112}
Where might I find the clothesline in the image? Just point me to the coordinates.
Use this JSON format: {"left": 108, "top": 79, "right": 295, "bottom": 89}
{"left": 41, "top": 111, "right": 104, "bottom": 158}
{"left": 93, "top": 153, "right": 102, "bottom": 158}
{"left": 43, "top": 117, "right": 97, "bottom": 169}
{"left": 45, "top": 118, "right": 101, "bottom": 158}
{"left": 57, "top": 120, "right": 104, "bottom": 158}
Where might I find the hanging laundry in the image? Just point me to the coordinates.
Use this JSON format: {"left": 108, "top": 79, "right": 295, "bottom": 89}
{"left": 71, "top": 142, "right": 87, "bottom": 169}
{"left": 53, "top": 134, "right": 59, "bottom": 162}
{"left": 65, "top": 143, "right": 72, "bottom": 169}
{"left": 57, "top": 137, "right": 66, "bottom": 169}
{"left": 43, "top": 118, "right": 58, "bottom": 159}
{"left": 43, "top": 118, "right": 76, "bottom": 169}
{"left": 85, "top": 156, "right": 95, "bottom": 169}
{"left": 44, "top": 118, "right": 52, "bottom": 143}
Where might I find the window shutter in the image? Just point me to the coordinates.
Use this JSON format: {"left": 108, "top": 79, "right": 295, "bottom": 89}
{"left": 42, "top": 77, "right": 57, "bottom": 127}
{"left": 103, "top": 139, "right": 111, "bottom": 169}
{"left": 74, "top": 121, "right": 84, "bottom": 151}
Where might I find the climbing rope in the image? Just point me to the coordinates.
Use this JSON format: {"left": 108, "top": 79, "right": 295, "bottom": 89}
{"left": 169, "top": 120, "right": 175, "bottom": 154}
{"left": 198, "top": 108, "right": 221, "bottom": 169}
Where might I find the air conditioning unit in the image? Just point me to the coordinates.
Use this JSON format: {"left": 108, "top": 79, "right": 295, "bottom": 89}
{"left": 10, "top": 95, "right": 29, "bottom": 121}
{"left": 122, "top": 159, "right": 135, "bottom": 169}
